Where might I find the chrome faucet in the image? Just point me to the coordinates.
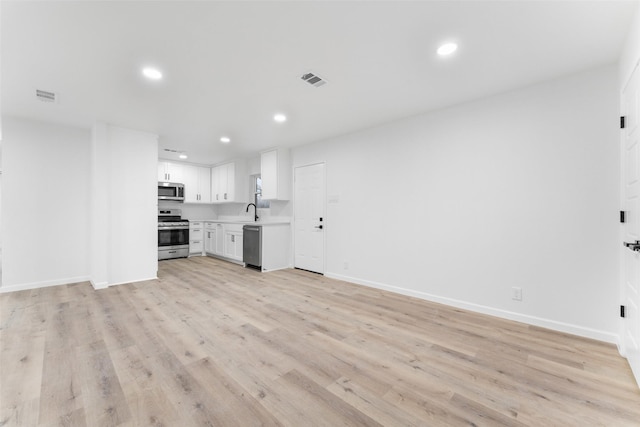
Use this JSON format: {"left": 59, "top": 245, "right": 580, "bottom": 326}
{"left": 246, "top": 203, "right": 259, "bottom": 222}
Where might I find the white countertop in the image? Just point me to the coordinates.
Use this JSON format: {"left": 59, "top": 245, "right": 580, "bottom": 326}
{"left": 190, "top": 219, "right": 290, "bottom": 226}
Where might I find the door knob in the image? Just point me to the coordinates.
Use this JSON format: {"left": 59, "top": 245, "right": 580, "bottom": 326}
{"left": 623, "top": 240, "right": 640, "bottom": 251}
{"left": 314, "top": 225, "right": 323, "bottom": 230}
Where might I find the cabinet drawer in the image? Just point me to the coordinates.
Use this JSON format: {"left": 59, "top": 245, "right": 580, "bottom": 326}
{"left": 189, "top": 239, "right": 204, "bottom": 254}
{"left": 204, "top": 222, "right": 217, "bottom": 230}
{"left": 190, "top": 221, "right": 203, "bottom": 228}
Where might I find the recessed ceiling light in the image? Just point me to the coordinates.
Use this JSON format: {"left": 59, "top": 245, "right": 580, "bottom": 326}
{"left": 179, "top": 154, "right": 188, "bottom": 159}
{"left": 274, "top": 113, "right": 287, "bottom": 123}
{"left": 220, "top": 136, "right": 231, "bottom": 144}
{"left": 437, "top": 43, "right": 458, "bottom": 56}
{"left": 142, "top": 67, "right": 163, "bottom": 80}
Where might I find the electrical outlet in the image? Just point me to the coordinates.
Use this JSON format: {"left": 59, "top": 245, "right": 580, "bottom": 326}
{"left": 343, "top": 261, "right": 349, "bottom": 270}
{"left": 512, "top": 287, "right": 522, "bottom": 301}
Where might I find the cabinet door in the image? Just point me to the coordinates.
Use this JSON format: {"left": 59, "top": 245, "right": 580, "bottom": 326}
{"left": 211, "top": 161, "right": 246, "bottom": 204}
{"left": 198, "top": 167, "right": 212, "bottom": 203}
{"left": 167, "top": 162, "right": 184, "bottom": 183}
{"left": 223, "top": 230, "right": 243, "bottom": 261}
{"left": 183, "top": 166, "right": 211, "bottom": 203}
{"left": 261, "top": 149, "right": 290, "bottom": 200}
{"left": 158, "top": 161, "right": 185, "bottom": 182}
{"left": 158, "top": 162, "right": 172, "bottom": 181}
{"left": 211, "top": 166, "right": 221, "bottom": 202}
{"left": 234, "top": 231, "right": 244, "bottom": 260}
{"left": 219, "top": 164, "right": 229, "bottom": 201}
{"left": 224, "top": 230, "right": 236, "bottom": 259}
{"left": 225, "top": 163, "right": 235, "bottom": 201}
{"left": 182, "top": 165, "right": 199, "bottom": 203}
{"left": 205, "top": 229, "right": 215, "bottom": 254}
{"left": 261, "top": 150, "right": 278, "bottom": 200}
{"left": 215, "top": 224, "right": 225, "bottom": 254}
{"left": 211, "top": 163, "right": 232, "bottom": 203}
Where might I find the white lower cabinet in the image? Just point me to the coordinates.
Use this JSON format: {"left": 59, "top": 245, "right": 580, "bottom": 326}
{"left": 202, "top": 221, "right": 291, "bottom": 269}
{"left": 223, "top": 224, "right": 244, "bottom": 262}
{"left": 204, "top": 222, "right": 242, "bottom": 263}
{"left": 261, "top": 224, "right": 291, "bottom": 272}
{"left": 215, "top": 224, "right": 225, "bottom": 255}
{"left": 189, "top": 222, "right": 204, "bottom": 256}
{"left": 204, "top": 222, "right": 217, "bottom": 255}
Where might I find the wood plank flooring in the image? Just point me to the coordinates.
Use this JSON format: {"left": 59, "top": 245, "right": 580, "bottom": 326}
{"left": 1, "top": 256, "right": 639, "bottom": 426}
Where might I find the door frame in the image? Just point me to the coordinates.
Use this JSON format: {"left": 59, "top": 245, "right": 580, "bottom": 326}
{"left": 293, "top": 161, "right": 326, "bottom": 274}
{"left": 619, "top": 58, "right": 640, "bottom": 388}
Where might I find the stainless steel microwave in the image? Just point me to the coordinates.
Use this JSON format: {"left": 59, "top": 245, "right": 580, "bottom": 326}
{"left": 158, "top": 182, "right": 185, "bottom": 201}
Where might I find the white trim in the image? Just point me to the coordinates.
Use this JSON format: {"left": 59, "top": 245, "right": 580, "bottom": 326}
{"left": 622, "top": 57, "right": 640, "bottom": 93}
{"left": 90, "top": 280, "right": 109, "bottom": 290}
{"left": 0, "top": 275, "right": 91, "bottom": 293}
{"left": 326, "top": 272, "right": 619, "bottom": 344}
{"left": 103, "top": 276, "right": 158, "bottom": 289}
{"left": 0, "top": 275, "right": 159, "bottom": 293}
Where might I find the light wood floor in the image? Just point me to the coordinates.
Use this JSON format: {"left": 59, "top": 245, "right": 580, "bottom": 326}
{"left": 1, "top": 257, "right": 639, "bottom": 426}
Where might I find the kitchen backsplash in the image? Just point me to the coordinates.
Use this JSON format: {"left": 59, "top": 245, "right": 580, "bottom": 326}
{"left": 158, "top": 200, "right": 292, "bottom": 221}
{"left": 217, "top": 200, "right": 292, "bottom": 221}
{"left": 158, "top": 201, "right": 215, "bottom": 220}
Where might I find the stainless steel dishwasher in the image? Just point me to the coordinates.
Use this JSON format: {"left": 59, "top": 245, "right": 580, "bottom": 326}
{"left": 243, "top": 225, "right": 262, "bottom": 270}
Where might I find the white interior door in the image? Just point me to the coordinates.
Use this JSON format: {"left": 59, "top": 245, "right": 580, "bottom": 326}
{"left": 622, "top": 63, "right": 640, "bottom": 386}
{"left": 294, "top": 163, "right": 325, "bottom": 274}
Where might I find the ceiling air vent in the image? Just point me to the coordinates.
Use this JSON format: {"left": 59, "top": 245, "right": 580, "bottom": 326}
{"left": 36, "top": 89, "right": 57, "bottom": 103}
{"left": 301, "top": 72, "right": 327, "bottom": 88}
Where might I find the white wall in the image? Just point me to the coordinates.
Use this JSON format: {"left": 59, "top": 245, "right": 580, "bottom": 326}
{"left": 0, "top": 118, "right": 158, "bottom": 291}
{"left": 1, "top": 117, "right": 91, "bottom": 290}
{"left": 91, "top": 123, "right": 158, "bottom": 288}
{"left": 293, "top": 65, "right": 620, "bottom": 342}
{"left": 620, "top": 4, "right": 640, "bottom": 88}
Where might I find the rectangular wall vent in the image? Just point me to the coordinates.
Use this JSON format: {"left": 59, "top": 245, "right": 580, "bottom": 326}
{"left": 301, "top": 72, "right": 327, "bottom": 88}
{"left": 36, "top": 89, "right": 57, "bottom": 103}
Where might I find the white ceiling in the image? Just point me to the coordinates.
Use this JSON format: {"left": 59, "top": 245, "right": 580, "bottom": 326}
{"left": 2, "top": 1, "right": 637, "bottom": 165}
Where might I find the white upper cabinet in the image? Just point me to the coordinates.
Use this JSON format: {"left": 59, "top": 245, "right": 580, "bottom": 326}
{"left": 211, "top": 160, "right": 246, "bottom": 203}
{"left": 183, "top": 165, "right": 211, "bottom": 203}
{"left": 197, "top": 167, "right": 212, "bottom": 203}
{"left": 261, "top": 148, "right": 291, "bottom": 200}
{"left": 158, "top": 161, "right": 184, "bottom": 183}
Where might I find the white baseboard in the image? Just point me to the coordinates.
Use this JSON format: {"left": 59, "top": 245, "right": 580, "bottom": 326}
{"left": 90, "top": 280, "right": 109, "bottom": 290}
{"left": 0, "top": 275, "right": 91, "bottom": 294}
{"left": 105, "top": 276, "right": 158, "bottom": 288}
{"left": 325, "top": 272, "right": 619, "bottom": 344}
{"left": 1, "top": 275, "right": 158, "bottom": 293}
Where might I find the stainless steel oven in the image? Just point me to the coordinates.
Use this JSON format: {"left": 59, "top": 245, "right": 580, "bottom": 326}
{"left": 158, "top": 209, "right": 189, "bottom": 260}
